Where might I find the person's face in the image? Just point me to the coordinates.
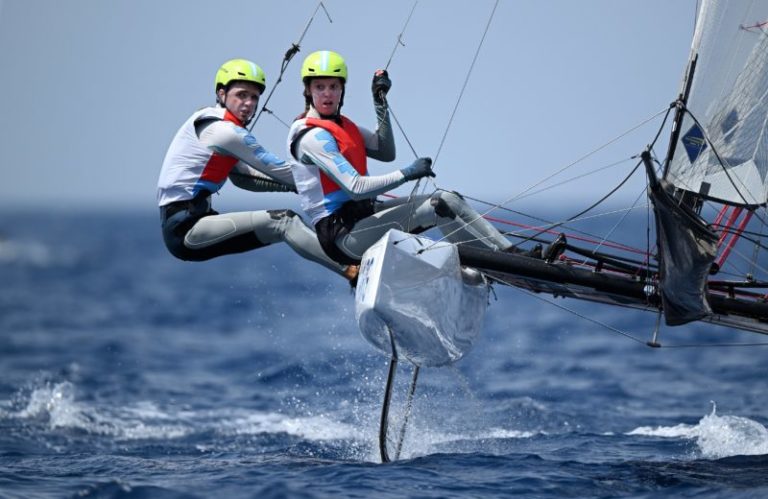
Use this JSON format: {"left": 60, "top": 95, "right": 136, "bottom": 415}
{"left": 218, "top": 81, "right": 262, "bottom": 123}
{"left": 309, "top": 78, "right": 343, "bottom": 116}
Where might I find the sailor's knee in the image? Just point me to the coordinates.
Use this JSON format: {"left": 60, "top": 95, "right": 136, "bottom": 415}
{"left": 267, "top": 209, "right": 298, "bottom": 220}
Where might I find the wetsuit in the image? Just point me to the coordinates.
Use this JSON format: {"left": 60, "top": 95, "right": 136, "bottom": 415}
{"left": 287, "top": 104, "right": 512, "bottom": 265}
{"left": 157, "top": 106, "right": 344, "bottom": 275}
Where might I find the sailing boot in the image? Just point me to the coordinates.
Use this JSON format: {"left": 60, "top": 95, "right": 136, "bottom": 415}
{"left": 543, "top": 233, "right": 567, "bottom": 263}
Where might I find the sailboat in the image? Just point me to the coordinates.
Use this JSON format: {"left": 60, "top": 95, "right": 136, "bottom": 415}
{"left": 354, "top": 0, "right": 768, "bottom": 462}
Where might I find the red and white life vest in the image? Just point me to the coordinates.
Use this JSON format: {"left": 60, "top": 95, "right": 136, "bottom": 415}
{"left": 288, "top": 115, "right": 368, "bottom": 223}
{"left": 157, "top": 107, "right": 242, "bottom": 206}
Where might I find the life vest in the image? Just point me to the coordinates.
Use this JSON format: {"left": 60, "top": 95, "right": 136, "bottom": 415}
{"left": 157, "top": 107, "right": 242, "bottom": 206}
{"left": 304, "top": 116, "right": 368, "bottom": 194}
{"left": 196, "top": 109, "right": 243, "bottom": 187}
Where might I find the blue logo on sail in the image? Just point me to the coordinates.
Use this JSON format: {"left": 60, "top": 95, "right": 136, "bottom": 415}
{"left": 682, "top": 124, "right": 707, "bottom": 163}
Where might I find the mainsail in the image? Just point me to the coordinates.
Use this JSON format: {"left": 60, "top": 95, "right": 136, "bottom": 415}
{"left": 666, "top": 0, "right": 768, "bottom": 206}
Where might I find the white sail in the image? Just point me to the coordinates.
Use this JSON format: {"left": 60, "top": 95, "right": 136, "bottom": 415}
{"left": 667, "top": 0, "right": 768, "bottom": 206}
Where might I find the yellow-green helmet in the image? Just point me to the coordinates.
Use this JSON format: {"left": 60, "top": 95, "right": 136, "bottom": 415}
{"left": 301, "top": 50, "right": 347, "bottom": 82}
{"left": 215, "top": 59, "right": 266, "bottom": 95}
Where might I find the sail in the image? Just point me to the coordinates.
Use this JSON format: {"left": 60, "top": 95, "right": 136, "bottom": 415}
{"left": 649, "top": 177, "right": 718, "bottom": 326}
{"left": 666, "top": 0, "right": 768, "bottom": 207}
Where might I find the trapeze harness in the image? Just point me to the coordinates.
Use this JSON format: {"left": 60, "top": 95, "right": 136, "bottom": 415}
{"left": 290, "top": 116, "right": 375, "bottom": 265}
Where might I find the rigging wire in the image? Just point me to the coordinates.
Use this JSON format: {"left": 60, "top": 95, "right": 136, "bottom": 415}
{"left": 501, "top": 283, "right": 649, "bottom": 346}
{"left": 371, "top": 0, "right": 425, "bottom": 233}
{"left": 710, "top": 240, "right": 768, "bottom": 281}
{"left": 490, "top": 158, "right": 636, "bottom": 204}
{"left": 384, "top": 1, "right": 419, "bottom": 72}
{"left": 433, "top": 0, "right": 500, "bottom": 169}
{"left": 496, "top": 276, "right": 768, "bottom": 348}
{"left": 504, "top": 158, "right": 645, "bottom": 250}
{"left": 581, "top": 184, "right": 649, "bottom": 265}
{"left": 748, "top": 214, "right": 767, "bottom": 279}
{"left": 388, "top": 102, "right": 419, "bottom": 158}
{"left": 413, "top": 106, "right": 672, "bottom": 253}
{"left": 674, "top": 104, "right": 768, "bottom": 281}
{"left": 507, "top": 103, "right": 677, "bottom": 249}
{"left": 461, "top": 194, "right": 652, "bottom": 255}
{"left": 375, "top": 0, "right": 421, "bottom": 159}
{"left": 680, "top": 106, "right": 768, "bottom": 228}
{"left": 248, "top": 1, "right": 333, "bottom": 131}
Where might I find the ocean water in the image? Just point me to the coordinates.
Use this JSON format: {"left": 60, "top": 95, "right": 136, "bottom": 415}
{"left": 3, "top": 209, "right": 768, "bottom": 498}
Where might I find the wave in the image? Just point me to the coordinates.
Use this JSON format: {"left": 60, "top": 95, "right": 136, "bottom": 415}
{"left": 627, "top": 402, "right": 768, "bottom": 459}
{"left": 1, "top": 381, "right": 365, "bottom": 444}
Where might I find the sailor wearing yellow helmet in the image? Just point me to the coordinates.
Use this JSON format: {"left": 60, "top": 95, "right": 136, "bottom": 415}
{"left": 157, "top": 58, "right": 353, "bottom": 279}
{"left": 287, "top": 50, "right": 516, "bottom": 266}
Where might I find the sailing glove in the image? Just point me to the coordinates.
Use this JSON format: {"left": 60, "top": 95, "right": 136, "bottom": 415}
{"left": 372, "top": 69, "right": 392, "bottom": 104}
{"left": 401, "top": 157, "right": 435, "bottom": 181}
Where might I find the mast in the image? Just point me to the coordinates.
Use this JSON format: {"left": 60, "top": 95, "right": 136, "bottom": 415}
{"left": 662, "top": 54, "right": 697, "bottom": 179}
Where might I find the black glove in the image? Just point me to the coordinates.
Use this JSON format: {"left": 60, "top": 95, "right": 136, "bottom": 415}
{"left": 372, "top": 69, "right": 391, "bottom": 104}
{"left": 400, "top": 157, "right": 435, "bottom": 181}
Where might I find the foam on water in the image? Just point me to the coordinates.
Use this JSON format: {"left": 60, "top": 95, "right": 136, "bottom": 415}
{"left": 217, "top": 411, "right": 364, "bottom": 441}
{"left": 3, "top": 379, "right": 539, "bottom": 463}
{"left": 2, "top": 381, "right": 369, "bottom": 446}
{"left": 628, "top": 403, "right": 768, "bottom": 459}
{"left": 4, "top": 382, "right": 190, "bottom": 440}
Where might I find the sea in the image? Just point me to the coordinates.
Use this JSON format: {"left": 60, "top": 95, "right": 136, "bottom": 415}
{"left": 3, "top": 208, "right": 768, "bottom": 499}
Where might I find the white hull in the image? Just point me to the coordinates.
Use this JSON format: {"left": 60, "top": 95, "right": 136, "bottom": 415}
{"left": 354, "top": 229, "right": 489, "bottom": 367}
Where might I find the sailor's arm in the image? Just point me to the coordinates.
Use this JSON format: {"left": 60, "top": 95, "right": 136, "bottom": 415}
{"left": 297, "top": 128, "right": 431, "bottom": 200}
{"left": 228, "top": 162, "right": 295, "bottom": 193}
{"left": 197, "top": 120, "right": 296, "bottom": 187}
{"left": 363, "top": 70, "right": 395, "bottom": 162}
{"left": 360, "top": 103, "right": 395, "bottom": 162}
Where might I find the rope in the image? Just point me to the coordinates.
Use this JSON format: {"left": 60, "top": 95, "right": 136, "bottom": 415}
{"left": 433, "top": 0, "right": 500, "bottom": 169}
{"left": 385, "top": 1, "right": 419, "bottom": 71}
{"left": 680, "top": 106, "right": 768, "bottom": 227}
{"left": 499, "top": 281, "right": 649, "bottom": 345}
{"left": 412, "top": 106, "right": 672, "bottom": 253}
{"left": 259, "top": 106, "right": 291, "bottom": 129}
{"left": 462, "top": 195, "right": 653, "bottom": 256}
{"left": 575, "top": 184, "right": 649, "bottom": 267}
{"left": 387, "top": 100, "right": 419, "bottom": 158}
{"left": 249, "top": 1, "right": 332, "bottom": 130}
{"left": 495, "top": 275, "right": 768, "bottom": 349}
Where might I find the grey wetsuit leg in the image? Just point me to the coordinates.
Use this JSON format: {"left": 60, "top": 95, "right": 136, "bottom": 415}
{"left": 185, "top": 210, "right": 346, "bottom": 276}
{"left": 429, "top": 191, "right": 512, "bottom": 251}
{"left": 334, "top": 195, "right": 435, "bottom": 261}
{"left": 335, "top": 192, "right": 511, "bottom": 261}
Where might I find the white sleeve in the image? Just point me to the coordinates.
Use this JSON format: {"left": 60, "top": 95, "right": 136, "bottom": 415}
{"left": 198, "top": 120, "right": 295, "bottom": 187}
{"left": 296, "top": 127, "right": 406, "bottom": 200}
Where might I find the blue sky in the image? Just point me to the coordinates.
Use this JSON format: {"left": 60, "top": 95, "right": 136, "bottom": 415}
{"left": 0, "top": 0, "right": 697, "bottom": 212}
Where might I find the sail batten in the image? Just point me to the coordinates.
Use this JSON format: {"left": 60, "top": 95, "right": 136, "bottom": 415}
{"left": 667, "top": 0, "right": 768, "bottom": 207}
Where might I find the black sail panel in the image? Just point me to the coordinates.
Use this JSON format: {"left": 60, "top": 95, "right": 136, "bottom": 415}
{"left": 649, "top": 176, "right": 719, "bottom": 325}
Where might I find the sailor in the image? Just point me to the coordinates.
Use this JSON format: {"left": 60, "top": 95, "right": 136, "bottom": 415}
{"left": 158, "top": 58, "right": 355, "bottom": 280}
{"left": 287, "top": 50, "right": 518, "bottom": 265}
